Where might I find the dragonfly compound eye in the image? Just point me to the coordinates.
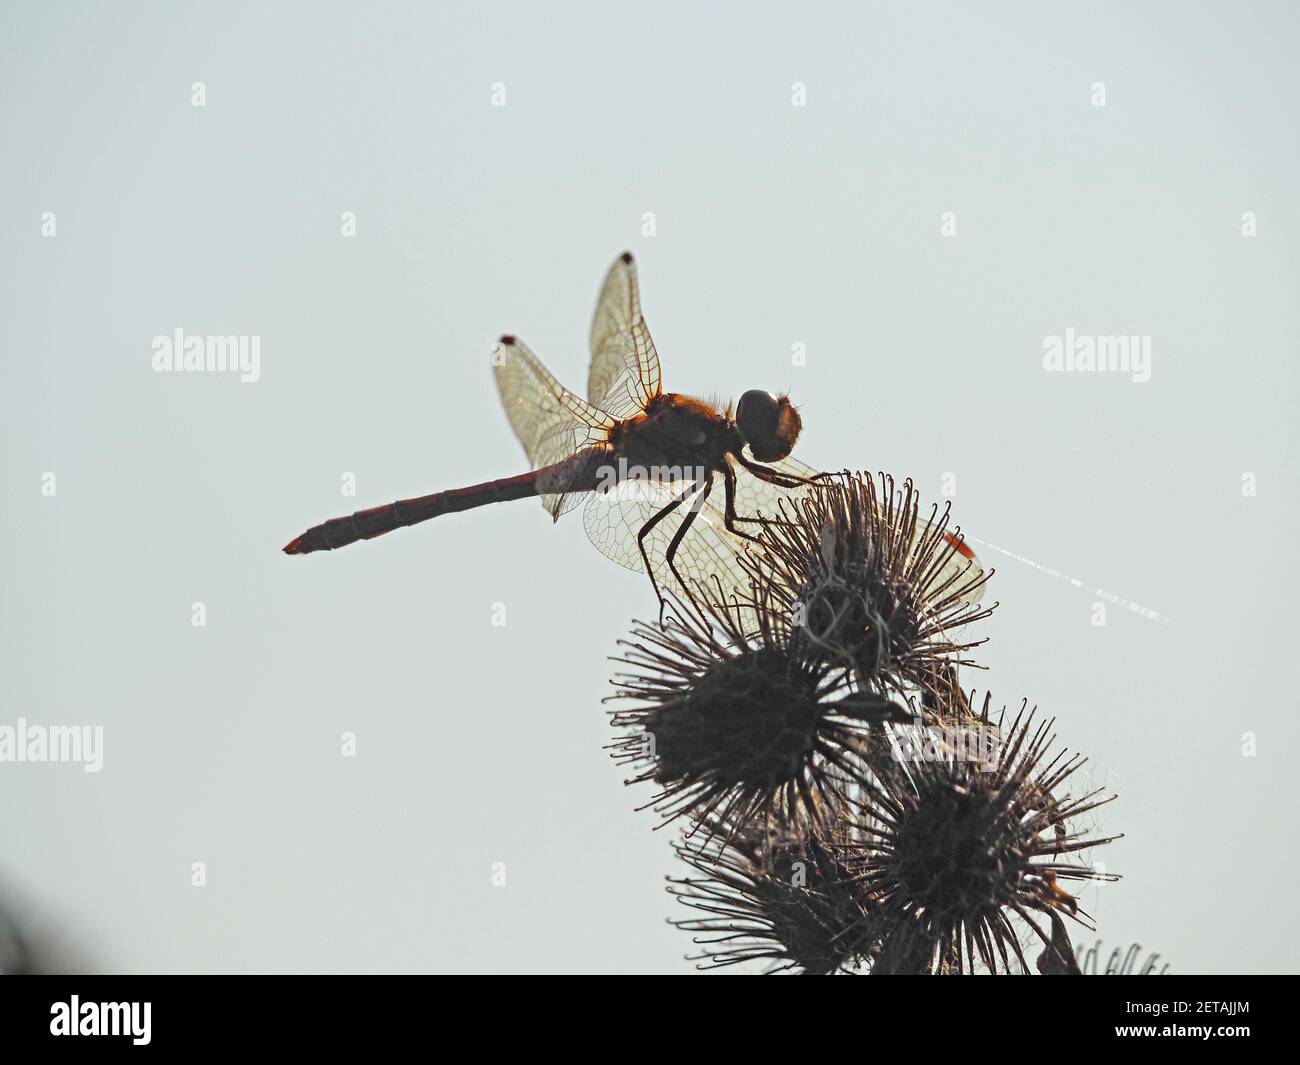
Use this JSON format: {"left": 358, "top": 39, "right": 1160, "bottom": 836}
{"left": 736, "top": 389, "right": 802, "bottom": 462}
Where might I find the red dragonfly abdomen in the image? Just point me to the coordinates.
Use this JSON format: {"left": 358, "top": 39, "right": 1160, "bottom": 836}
{"left": 283, "top": 451, "right": 605, "bottom": 555}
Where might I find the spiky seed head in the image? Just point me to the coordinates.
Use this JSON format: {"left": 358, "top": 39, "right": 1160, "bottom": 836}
{"left": 835, "top": 696, "right": 1121, "bottom": 974}
{"left": 668, "top": 814, "right": 872, "bottom": 974}
{"left": 607, "top": 583, "right": 909, "bottom": 831}
{"left": 742, "top": 473, "right": 992, "bottom": 702}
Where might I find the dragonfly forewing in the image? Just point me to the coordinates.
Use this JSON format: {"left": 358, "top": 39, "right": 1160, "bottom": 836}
{"left": 587, "top": 252, "right": 662, "bottom": 419}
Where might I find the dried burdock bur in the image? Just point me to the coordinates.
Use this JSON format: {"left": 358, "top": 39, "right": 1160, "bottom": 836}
{"left": 865, "top": 683, "right": 1003, "bottom": 782}
{"left": 667, "top": 814, "right": 872, "bottom": 973}
{"left": 870, "top": 913, "right": 942, "bottom": 974}
{"left": 1036, "top": 910, "right": 1083, "bottom": 974}
{"left": 607, "top": 582, "right": 909, "bottom": 830}
{"left": 1077, "top": 940, "right": 1170, "bottom": 975}
{"left": 835, "top": 698, "right": 1121, "bottom": 974}
{"left": 739, "top": 472, "right": 994, "bottom": 702}
{"left": 920, "top": 663, "right": 978, "bottom": 724}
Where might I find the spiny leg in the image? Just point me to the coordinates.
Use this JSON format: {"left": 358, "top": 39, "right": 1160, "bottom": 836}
{"left": 735, "top": 454, "right": 833, "bottom": 489}
{"left": 727, "top": 457, "right": 828, "bottom": 530}
{"left": 636, "top": 481, "right": 697, "bottom": 622}
{"left": 663, "top": 475, "right": 712, "bottom": 619}
{"left": 720, "top": 464, "right": 764, "bottom": 543}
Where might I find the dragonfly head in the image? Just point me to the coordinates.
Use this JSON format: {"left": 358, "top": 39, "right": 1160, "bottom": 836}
{"left": 735, "top": 390, "right": 802, "bottom": 462}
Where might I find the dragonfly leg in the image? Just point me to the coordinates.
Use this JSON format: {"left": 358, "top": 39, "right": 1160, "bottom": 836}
{"left": 736, "top": 454, "right": 833, "bottom": 490}
{"left": 726, "top": 456, "right": 821, "bottom": 530}
{"left": 663, "top": 474, "right": 715, "bottom": 616}
{"left": 720, "top": 464, "right": 764, "bottom": 543}
{"left": 636, "top": 479, "right": 699, "bottom": 622}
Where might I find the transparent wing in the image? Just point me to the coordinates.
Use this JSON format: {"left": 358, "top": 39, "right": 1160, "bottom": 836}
{"left": 583, "top": 478, "right": 756, "bottom": 604}
{"left": 579, "top": 456, "right": 986, "bottom": 615}
{"left": 492, "top": 335, "right": 615, "bottom": 519}
{"left": 582, "top": 456, "right": 825, "bottom": 607}
{"left": 911, "top": 501, "right": 987, "bottom": 608}
{"left": 858, "top": 472, "right": 987, "bottom": 607}
{"left": 730, "top": 454, "right": 826, "bottom": 522}
{"left": 588, "top": 252, "right": 662, "bottom": 419}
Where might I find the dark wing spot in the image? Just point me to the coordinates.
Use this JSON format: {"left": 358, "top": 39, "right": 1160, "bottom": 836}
{"left": 620, "top": 251, "right": 633, "bottom": 264}
{"left": 499, "top": 334, "right": 516, "bottom": 345}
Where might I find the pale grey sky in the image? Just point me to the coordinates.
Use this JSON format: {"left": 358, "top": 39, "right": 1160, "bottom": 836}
{"left": 1, "top": 0, "right": 1297, "bottom": 973}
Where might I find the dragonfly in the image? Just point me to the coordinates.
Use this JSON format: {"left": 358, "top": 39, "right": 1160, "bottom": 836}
{"left": 283, "top": 253, "right": 983, "bottom": 611}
